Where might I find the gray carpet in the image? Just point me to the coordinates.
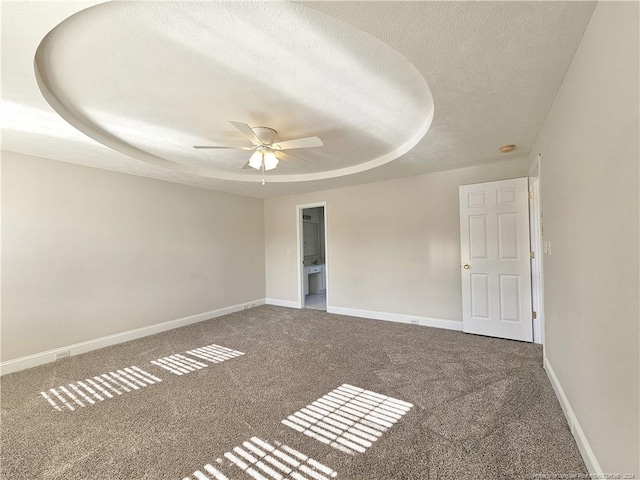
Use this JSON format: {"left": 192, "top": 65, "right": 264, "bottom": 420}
{"left": 0, "top": 305, "right": 587, "bottom": 479}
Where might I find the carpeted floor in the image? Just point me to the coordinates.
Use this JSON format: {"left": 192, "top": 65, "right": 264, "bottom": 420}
{"left": 0, "top": 305, "right": 587, "bottom": 480}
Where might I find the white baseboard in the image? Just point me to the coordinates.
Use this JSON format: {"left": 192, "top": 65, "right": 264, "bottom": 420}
{"left": 265, "top": 298, "right": 301, "bottom": 309}
{"left": 0, "top": 298, "right": 266, "bottom": 376}
{"left": 543, "top": 355, "right": 603, "bottom": 476}
{"left": 327, "top": 305, "right": 463, "bottom": 331}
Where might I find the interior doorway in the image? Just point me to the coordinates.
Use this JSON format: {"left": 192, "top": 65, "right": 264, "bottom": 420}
{"left": 298, "top": 204, "right": 327, "bottom": 311}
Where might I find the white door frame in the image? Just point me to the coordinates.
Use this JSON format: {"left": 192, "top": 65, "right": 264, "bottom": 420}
{"left": 529, "top": 176, "right": 545, "bottom": 344}
{"left": 297, "top": 202, "right": 329, "bottom": 309}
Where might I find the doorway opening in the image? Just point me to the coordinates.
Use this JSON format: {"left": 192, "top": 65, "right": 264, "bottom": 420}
{"left": 298, "top": 204, "right": 327, "bottom": 311}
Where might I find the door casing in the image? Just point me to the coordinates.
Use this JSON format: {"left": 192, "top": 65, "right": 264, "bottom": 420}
{"left": 529, "top": 176, "right": 544, "bottom": 344}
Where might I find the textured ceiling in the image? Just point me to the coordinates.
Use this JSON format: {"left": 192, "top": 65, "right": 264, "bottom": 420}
{"left": 1, "top": 1, "right": 596, "bottom": 198}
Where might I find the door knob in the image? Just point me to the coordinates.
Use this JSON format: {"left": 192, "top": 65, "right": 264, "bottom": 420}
{"left": 463, "top": 264, "right": 470, "bottom": 269}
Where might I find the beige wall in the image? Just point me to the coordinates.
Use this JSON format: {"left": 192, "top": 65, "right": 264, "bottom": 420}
{"left": 265, "top": 158, "right": 529, "bottom": 320}
{"left": 531, "top": 2, "right": 639, "bottom": 474}
{"left": 1, "top": 152, "right": 265, "bottom": 361}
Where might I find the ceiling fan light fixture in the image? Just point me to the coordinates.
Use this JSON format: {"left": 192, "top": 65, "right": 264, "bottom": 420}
{"left": 249, "top": 147, "right": 279, "bottom": 171}
{"left": 249, "top": 149, "right": 264, "bottom": 170}
{"left": 263, "top": 150, "right": 279, "bottom": 170}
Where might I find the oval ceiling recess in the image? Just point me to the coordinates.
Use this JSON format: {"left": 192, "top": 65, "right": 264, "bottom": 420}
{"left": 35, "top": 1, "right": 434, "bottom": 183}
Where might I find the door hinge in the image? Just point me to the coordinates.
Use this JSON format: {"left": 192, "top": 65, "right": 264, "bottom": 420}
{"left": 532, "top": 311, "right": 537, "bottom": 319}
{"left": 528, "top": 191, "right": 534, "bottom": 199}
{"left": 530, "top": 251, "right": 535, "bottom": 259}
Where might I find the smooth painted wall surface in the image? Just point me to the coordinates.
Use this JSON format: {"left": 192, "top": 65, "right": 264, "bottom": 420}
{"left": 531, "top": 2, "right": 639, "bottom": 474}
{"left": 265, "top": 158, "right": 529, "bottom": 320}
{"left": 1, "top": 152, "right": 265, "bottom": 361}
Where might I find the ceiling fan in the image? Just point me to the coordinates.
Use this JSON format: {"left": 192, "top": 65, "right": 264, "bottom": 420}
{"left": 193, "top": 121, "right": 323, "bottom": 181}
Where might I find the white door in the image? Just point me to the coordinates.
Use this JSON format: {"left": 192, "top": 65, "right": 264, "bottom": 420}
{"left": 459, "top": 178, "right": 533, "bottom": 342}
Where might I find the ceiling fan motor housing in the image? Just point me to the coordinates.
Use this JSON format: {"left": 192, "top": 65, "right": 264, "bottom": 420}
{"left": 252, "top": 127, "right": 277, "bottom": 145}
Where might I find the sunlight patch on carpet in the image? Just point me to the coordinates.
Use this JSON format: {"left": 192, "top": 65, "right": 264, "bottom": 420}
{"left": 281, "top": 384, "right": 412, "bottom": 455}
{"left": 152, "top": 344, "right": 244, "bottom": 376}
{"left": 39, "top": 366, "right": 161, "bottom": 411}
{"left": 150, "top": 354, "right": 208, "bottom": 375}
{"left": 186, "top": 344, "right": 245, "bottom": 364}
{"left": 182, "top": 436, "right": 337, "bottom": 480}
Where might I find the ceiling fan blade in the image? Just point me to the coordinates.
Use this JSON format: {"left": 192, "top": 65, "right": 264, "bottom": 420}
{"left": 273, "top": 136, "right": 323, "bottom": 150}
{"left": 193, "top": 145, "right": 254, "bottom": 150}
{"left": 278, "top": 150, "right": 312, "bottom": 163}
{"left": 229, "top": 121, "right": 263, "bottom": 146}
{"left": 241, "top": 160, "right": 253, "bottom": 169}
